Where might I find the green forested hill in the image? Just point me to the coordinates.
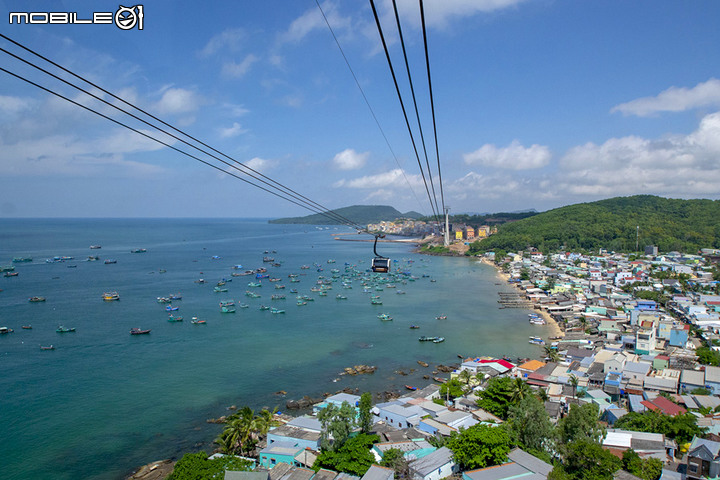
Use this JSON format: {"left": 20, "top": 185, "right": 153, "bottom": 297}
{"left": 468, "top": 195, "right": 720, "bottom": 254}
{"left": 269, "top": 205, "right": 422, "bottom": 225}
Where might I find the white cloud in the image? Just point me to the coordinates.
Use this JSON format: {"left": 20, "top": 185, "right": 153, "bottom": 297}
{"left": 555, "top": 111, "right": 720, "bottom": 197}
{"left": 390, "top": 0, "right": 528, "bottom": 29}
{"left": 334, "top": 168, "right": 410, "bottom": 188}
{"left": 332, "top": 149, "right": 369, "bottom": 170}
{"left": 280, "top": 0, "right": 351, "bottom": 44}
{"left": 611, "top": 78, "right": 720, "bottom": 117}
{"left": 154, "top": 87, "right": 203, "bottom": 115}
{"left": 200, "top": 29, "right": 246, "bottom": 57}
{"left": 0, "top": 95, "right": 32, "bottom": 114}
{"left": 219, "top": 122, "right": 247, "bottom": 138}
{"left": 221, "top": 54, "right": 258, "bottom": 79}
{"left": 463, "top": 140, "right": 551, "bottom": 170}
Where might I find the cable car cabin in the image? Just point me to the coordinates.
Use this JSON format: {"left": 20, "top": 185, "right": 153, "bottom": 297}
{"left": 372, "top": 256, "right": 390, "bottom": 273}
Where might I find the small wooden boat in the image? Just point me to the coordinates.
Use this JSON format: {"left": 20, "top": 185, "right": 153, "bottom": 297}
{"left": 56, "top": 326, "right": 75, "bottom": 333}
{"left": 409, "top": 325, "right": 419, "bottom": 329}
{"left": 4, "top": 272, "right": 19, "bottom": 277}
{"left": 90, "top": 245, "right": 102, "bottom": 249}
{"left": 22, "top": 325, "right": 32, "bottom": 329}
{"left": 165, "top": 305, "right": 179, "bottom": 311}
{"left": 221, "top": 306, "right": 236, "bottom": 313}
{"left": 167, "top": 315, "right": 183, "bottom": 322}
{"left": 435, "top": 315, "right": 447, "bottom": 320}
{"left": 130, "top": 248, "right": 147, "bottom": 253}
{"left": 29, "top": 296, "right": 46, "bottom": 302}
{"left": 104, "top": 259, "right": 117, "bottom": 264}
{"left": 40, "top": 345, "right": 55, "bottom": 350}
{"left": 377, "top": 313, "right": 393, "bottom": 321}
{"left": 130, "top": 328, "right": 151, "bottom": 335}
{"left": 191, "top": 318, "right": 206, "bottom": 324}
{"left": 405, "top": 385, "right": 417, "bottom": 391}
{"left": 0, "top": 327, "right": 13, "bottom": 334}
{"left": 432, "top": 337, "right": 445, "bottom": 343}
{"left": 433, "top": 377, "right": 447, "bottom": 384}
{"left": 270, "top": 308, "right": 285, "bottom": 314}
{"left": 213, "top": 286, "right": 228, "bottom": 293}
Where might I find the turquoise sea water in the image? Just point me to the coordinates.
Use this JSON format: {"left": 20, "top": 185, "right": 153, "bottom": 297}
{"left": 0, "top": 219, "right": 550, "bottom": 480}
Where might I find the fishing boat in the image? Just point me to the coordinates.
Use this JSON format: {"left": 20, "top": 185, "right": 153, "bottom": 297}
{"left": 165, "top": 305, "right": 179, "bottom": 311}
{"left": 22, "top": 325, "right": 32, "bottom": 329}
{"left": 247, "top": 282, "right": 262, "bottom": 288}
{"left": 259, "top": 305, "right": 270, "bottom": 311}
{"left": 371, "top": 298, "right": 382, "bottom": 305}
{"left": 104, "top": 259, "right": 117, "bottom": 264}
{"left": 56, "top": 326, "right": 75, "bottom": 333}
{"left": 130, "top": 327, "right": 151, "bottom": 335}
{"left": 435, "top": 315, "right": 448, "bottom": 320}
{"left": 195, "top": 278, "right": 206, "bottom": 284}
{"left": 221, "top": 306, "right": 236, "bottom": 313}
{"left": 529, "top": 336, "right": 545, "bottom": 345}
{"left": 0, "top": 327, "right": 13, "bottom": 334}
{"left": 409, "top": 325, "right": 420, "bottom": 329}
{"left": 405, "top": 385, "right": 417, "bottom": 391}
{"left": 271, "top": 294, "right": 285, "bottom": 300}
{"left": 296, "top": 301, "right": 307, "bottom": 306}
{"left": 191, "top": 318, "right": 207, "bottom": 324}
{"left": 219, "top": 300, "right": 235, "bottom": 307}
{"left": 336, "top": 294, "right": 347, "bottom": 300}
{"left": 4, "top": 272, "right": 19, "bottom": 277}
{"left": 157, "top": 297, "right": 171, "bottom": 304}
{"left": 29, "top": 296, "right": 46, "bottom": 302}
{"left": 396, "top": 290, "right": 406, "bottom": 295}
{"left": 270, "top": 308, "right": 285, "bottom": 314}
{"left": 418, "top": 336, "right": 437, "bottom": 342}
{"left": 214, "top": 286, "right": 228, "bottom": 293}
{"left": 13, "top": 257, "right": 32, "bottom": 263}
{"left": 103, "top": 291, "right": 120, "bottom": 301}
{"left": 377, "top": 313, "right": 393, "bottom": 321}
{"left": 40, "top": 345, "right": 55, "bottom": 350}
{"left": 169, "top": 293, "right": 182, "bottom": 300}
{"left": 245, "top": 291, "right": 261, "bottom": 298}
{"left": 238, "top": 303, "right": 249, "bottom": 308}
{"left": 274, "top": 284, "right": 286, "bottom": 290}
{"left": 432, "top": 337, "right": 445, "bottom": 343}
{"left": 167, "top": 315, "right": 183, "bottom": 322}
{"left": 89, "top": 245, "right": 102, "bottom": 249}
{"left": 130, "top": 248, "right": 147, "bottom": 253}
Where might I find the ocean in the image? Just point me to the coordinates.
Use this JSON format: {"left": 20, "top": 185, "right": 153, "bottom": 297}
{"left": 0, "top": 218, "right": 550, "bottom": 480}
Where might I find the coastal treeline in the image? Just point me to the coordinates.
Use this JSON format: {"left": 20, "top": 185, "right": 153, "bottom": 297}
{"left": 468, "top": 195, "right": 720, "bottom": 254}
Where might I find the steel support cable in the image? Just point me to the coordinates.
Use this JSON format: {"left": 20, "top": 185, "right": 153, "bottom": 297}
{"left": 0, "top": 47, "right": 362, "bottom": 230}
{"left": 314, "top": 0, "right": 427, "bottom": 217}
{"left": 418, "top": 0, "right": 445, "bottom": 212}
{"left": 0, "top": 34, "right": 365, "bottom": 231}
{"left": 0, "top": 66, "right": 365, "bottom": 226}
{"left": 368, "top": 0, "right": 439, "bottom": 222}
{"left": 390, "top": 0, "right": 440, "bottom": 221}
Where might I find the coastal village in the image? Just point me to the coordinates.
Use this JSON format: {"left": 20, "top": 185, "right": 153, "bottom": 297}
{"left": 140, "top": 228, "right": 720, "bottom": 480}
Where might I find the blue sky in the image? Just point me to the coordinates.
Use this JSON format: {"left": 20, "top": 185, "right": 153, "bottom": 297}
{"left": 1, "top": 0, "right": 719, "bottom": 218}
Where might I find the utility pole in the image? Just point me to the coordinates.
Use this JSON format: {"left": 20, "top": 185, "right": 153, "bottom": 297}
{"left": 444, "top": 207, "right": 450, "bottom": 247}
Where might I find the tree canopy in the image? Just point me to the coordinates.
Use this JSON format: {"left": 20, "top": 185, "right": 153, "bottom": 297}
{"left": 468, "top": 195, "right": 720, "bottom": 254}
{"left": 613, "top": 410, "right": 705, "bottom": 444}
{"left": 167, "top": 451, "right": 253, "bottom": 480}
{"left": 446, "top": 424, "right": 511, "bottom": 470}
{"left": 315, "top": 434, "right": 379, "bottom": 476}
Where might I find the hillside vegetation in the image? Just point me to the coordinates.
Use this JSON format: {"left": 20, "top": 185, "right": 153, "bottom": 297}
{"left": 468, "top": 195, "right": 720, "bottom": 254}
{"left": 269, "top": 205, "right": 422, "bottom": 225}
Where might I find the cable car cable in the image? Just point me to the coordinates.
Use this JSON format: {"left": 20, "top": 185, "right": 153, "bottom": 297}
{"left": 418, "top": 0, "right": 445, "bottom": 212}
{"left": 0, "top": 34, "right": 367, "bottom": 231}
{"left": 368, "top": 0, "right": 440, "bottom": 223}
{"left": 314, "top": 0, "right": 427, "bottom": 217}
{"left": 390, "top": 0, "right": 441, "bottom": 220}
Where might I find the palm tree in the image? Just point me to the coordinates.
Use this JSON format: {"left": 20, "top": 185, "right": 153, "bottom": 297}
{"left": 215, "top": 406, "right": 279, "bottom": 455}
{"left": 569, "top": 374, "right": 579, "bottom": 398}
{"left": 510, "top": 377, "right": 530, "bottom": 403}
{"left": 543, "top": 345, "right": 560, "bottom": 363}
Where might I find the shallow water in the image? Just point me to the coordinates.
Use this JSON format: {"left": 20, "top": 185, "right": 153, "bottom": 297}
{"left": 0, "top": 219, "right": 550, "bottom": 480}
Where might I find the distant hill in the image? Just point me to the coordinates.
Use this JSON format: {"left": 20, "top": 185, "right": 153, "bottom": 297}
{"left": 468, "top": 195, "right": 720, "bottom": 254}
{"left": 269, "top": 205, "right": 423, "bottom": 225}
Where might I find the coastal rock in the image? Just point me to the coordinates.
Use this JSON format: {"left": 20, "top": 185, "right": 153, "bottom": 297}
{"left": 227, "top": 405, "right": 237, "bottom": 411}
{"left": 423, "top": 375, "right": 430, "bottom": 379}
{"left": 206, "top": 416, "right": 227, "bottom": 424}
{"left": 274, "top": 390, "right": 287, "bottom": 396}
{"left": 417, "top": 360, "right": 429, "bottom": 367}
{"left": 127, "top": 459, "right": 175, "bottom": 480}
{"left": 286, "top": 400, "right": 300, "bottom": 410}
{"left": 436, "top": 364, "right": 455, "bottom": 373}
{"left": 342, "top": 364, "right": 377, "bottom": 375}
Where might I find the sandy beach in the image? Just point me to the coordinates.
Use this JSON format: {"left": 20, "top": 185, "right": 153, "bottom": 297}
{"left": 479, "top": 257, "right": 564, "bottom": 339}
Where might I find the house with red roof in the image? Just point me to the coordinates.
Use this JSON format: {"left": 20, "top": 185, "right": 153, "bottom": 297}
{"left": 640, "top": 396, "right": 687, "bottom": 416}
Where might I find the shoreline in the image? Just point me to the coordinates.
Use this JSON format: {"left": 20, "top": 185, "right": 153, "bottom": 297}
{"left": 479, "top": 257, "right": 563, "bottom": 339}
{"left": 129, "top": 248, "right": 556, "bottom": 479}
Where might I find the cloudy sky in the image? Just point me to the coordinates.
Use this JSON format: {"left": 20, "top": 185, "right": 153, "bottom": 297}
{"left": 1, "top": 0, "right": 719, "bottom": 218}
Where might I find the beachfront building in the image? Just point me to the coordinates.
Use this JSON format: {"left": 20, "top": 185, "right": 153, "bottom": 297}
{"left": 258, "top": 442, "right": 305, "bottom": 468}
